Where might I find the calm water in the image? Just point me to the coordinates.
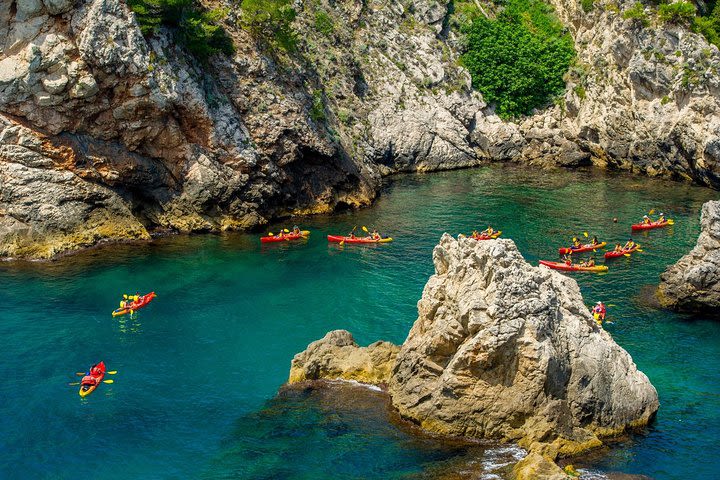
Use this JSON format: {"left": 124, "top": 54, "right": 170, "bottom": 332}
{"left": 1, "top": 166, "right": 718, "bottom": 480}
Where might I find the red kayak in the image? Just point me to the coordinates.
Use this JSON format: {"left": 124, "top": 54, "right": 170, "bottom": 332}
{"left": 261, "top": 230, "right": 310, "bottom": 243}
{"left": 79, "top": 361, "right": 106, "bottom": 397}
{"left": 327, "top": 235, "right": 393, "bottom": 244}
{"left": 558, "top": 242, "right": 607, "bottom": 255}
{"left": 604, "top": 245, "right": 640, "bottom": 258}
{"left": 631, "top": 220, "right": 671, "bottom": 230}
{"left": 539, "top": 260, "right": 608, "bottom": 272}
{"left": 112, "top": 292, "right": 156, "bottom": 317}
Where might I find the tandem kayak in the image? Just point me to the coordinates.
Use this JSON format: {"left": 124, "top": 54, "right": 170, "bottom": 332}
{"left": 112, "top": 292, "right": 156, "bottom": 317}
{"left": 79, "top": 361, "right": 106, "bottom": 397}
{"left": 631, "top": 220, "right": 671, "bottom": 230}
{"left": 327, "top": 235, "right": 393, "bottom": 244}
{"left": 558, "top": 242, "right": 607, "bottom": 255}
{"left": 539, "top": 260, "right": 608, "bottom": 273}
{"left": 468, "top": 231, "right": 502, "bottom": 240}
{"left": 261, "top": 230, "right": 310, "bottom": 243}
{"left": 604, "top": 245, "right": 640, "bottom": 258}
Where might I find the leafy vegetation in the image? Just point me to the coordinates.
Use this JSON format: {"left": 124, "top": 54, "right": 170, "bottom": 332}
{"left": 460, "top": 0, "right": 575, "bottom": 118}
{"left": 238, "top": 0, "right": 298, "bottom": 52}
{"left": 581, "top": 0, "right": 594, "bottom": 13}
{"left": 310, "top": 89, "right": 326, "bottom": 122}
{"left": 658, "top": 1, "right": 696, "bottom": 24}
{"left": 127, "top": 0, "right": 234, "bottom": 62}
{"left": 314, "top": 10, "right": 334, "bottom": 36}
{"left": 621, "top": 2, "right": 650, "bottom": 26}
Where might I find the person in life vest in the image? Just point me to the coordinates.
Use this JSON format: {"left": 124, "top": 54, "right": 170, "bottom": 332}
{"left": 562, "top": 253, "right": 572, "bottom": 265}
{"left": 579, "top": 258, "right": 595, "bottom": 267}
{"left": 471, "top": 230, "right": 480, "bottom": 239}
{"left": 591, "top": 235, "right": 599, "bottom": 246}
{"left": 370, "top": 229, "right": 381, "bottom": 240}
{"left": 572, "top": 237, "right": 582, "bottom": 248}
{"left": 624, "top": 238, "right": 636, "bottom": 250}
{"left": 292, "top": 225, "right": 301, "bottom": 235}
{"left": 642, "top": 215, "right": 651, "bottom": 225}
{"left": 481, "top": 226, "right": 494, "bottom": 236}
{"left": 81, "top": 364, "right": 102, "bottom": 386}
{"left": 613, "top": 243, "right": 623, "bottom": 252}
{"left": 592, "top": 301, "right": 606, "bottom": 324}
{"left": 658, "top": 212, "right": 666, "bottom": 223}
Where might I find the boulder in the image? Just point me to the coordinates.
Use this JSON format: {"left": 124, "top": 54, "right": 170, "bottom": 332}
{"left": 658, "top": 200, "right": 720, "bottom": 314}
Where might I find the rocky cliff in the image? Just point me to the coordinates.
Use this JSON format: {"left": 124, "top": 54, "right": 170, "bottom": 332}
{"left": 289, "top": 234, "right": 659, "bottom": 476}
{"left": 2, "top": 0, "right": 720, "bottom": 259}
{"left": 658, "top": 200, "right": 720, "bottom": 313}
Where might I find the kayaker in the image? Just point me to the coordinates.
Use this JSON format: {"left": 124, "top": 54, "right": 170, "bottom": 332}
{"left": 591, "top": 236, "right": 599, "bottom": 246}
{"left": 579, "top": 258, "right": 595, "bottom": 267}
{"left": 623, "top": 238, "right": 635, "bottom": 250}
{"left": 592, "top": 301, "right": 606, "bottom": 323}
{"left": 471, "top": 230, "right": 480, "bottom": 239}
{"left": 613, "top": 244, "right": 623, "bottom": 252}
{"left": 658, "top": 212, "right": 666, "bottom": 223}
{"left": 292, "top": 225, "right": 301, "bottom": 235}
{"left": 481, "top": 226, "right": 494, "bottom": 236}
{"left": 572, "top": 237, "right": 582, "bottom": 248}
{"left": 370, "top": 229, "right": 381, "bottom": 240}
{"left": 642, "top": 215, "right": 651, "bottom": 225}
{"left": 562, "top": 253, "right": 572, "bottom": 265}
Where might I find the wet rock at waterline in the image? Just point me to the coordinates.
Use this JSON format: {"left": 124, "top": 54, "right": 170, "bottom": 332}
{"left": 658, "top": 200, "right": 720, "bottom": 314}
{"left": 289, "top": 234, "right": 659, "bottom": 475}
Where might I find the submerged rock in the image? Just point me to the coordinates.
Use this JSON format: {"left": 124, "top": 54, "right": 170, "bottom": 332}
{"left": 289, "top": 234, "right": 659, "bottom": 475}
{"left": 658, "top": 200, "right": 720, "bottom": 314}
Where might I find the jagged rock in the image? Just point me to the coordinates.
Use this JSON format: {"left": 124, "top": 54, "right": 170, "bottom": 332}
{"left": 511, "top": 452, "right": 567, "bottom": 480}
{"left": 658, "top": 200, "right": 720, "bottom": 314}
{"left": 388, "top": 235, "right": 658, "bottom": 451}
{"left": 288, "top": 330, "right": 399, "bottom": 385}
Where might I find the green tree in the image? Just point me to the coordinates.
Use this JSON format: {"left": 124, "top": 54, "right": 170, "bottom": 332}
{"left": 238, "top": 0, "right": 297, "bottom": 51}
{"left": 460, "top": 0, "right": 575, "bottom": 118}
{"left": 658, "top": 1, "right": 696, "bottom": 24}
{"left": 127, "top": 0, "right": 234, "bottom": 62}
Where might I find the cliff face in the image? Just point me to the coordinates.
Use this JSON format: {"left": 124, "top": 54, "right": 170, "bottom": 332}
{"left": 658, "top": 200, "right": 720, "bottom": 313}
{"left": 289, "top": 235, "right": 659, "bottom": 473}
{"left": 2, "top": 0, "right": 720, "bottom": 258}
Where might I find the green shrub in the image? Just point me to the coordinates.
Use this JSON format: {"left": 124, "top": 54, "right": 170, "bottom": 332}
{"left": 239, "top": 0, "right": 297, "bottom": 52}
{"left": 310, "top": 89, "right": 326, "bottom": 122}
{"left": 127, "top": 0, "right": 234, "bottom": 62}
{"left": 314, "top": 10, "right": 334, "bottom": 35}
{"left": 581, "top": 0, "right": 594, "bottom": 13}
{"left": 693, "top": 12, "right": 720, "bottom": 47}
{"left": 658, "top": 1, "right": 696, "bottom": 24}
{"left": 622, "top": 2, "right": 649, "bottom": 26}
{"left": 460, "top": 0, "right": 576, "bottom": 118}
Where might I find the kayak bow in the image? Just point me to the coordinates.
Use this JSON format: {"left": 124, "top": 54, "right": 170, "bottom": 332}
{"left": 539, "top": 260, "right": 608, "bottom": 273}
{"left": 558, "top": 242, "right": 607, "bottom": 255}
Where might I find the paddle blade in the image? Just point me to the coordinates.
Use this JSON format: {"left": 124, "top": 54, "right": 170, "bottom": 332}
{"left": 76, "top": 372, "right": 85, "bottom": 376}
{"left": 583, "top": 232, "right": 589, "bottom": 237}
{"left": 284, "top": 229, "right": 289, "bottom": 233}
{"left": 107, "top": 371, "right": 117, "bottom": 375}
{"left": 636, "top": 249, "right": 643, "bottom": 252}
{"left": 68, "top": 382, "right": 80, "bottom": 386}
{"left": 339, "top": 241, "right": 344, "bottom": 246}
{"left": 649, "top": 209, "right": 655, "bottom": 215}
{"left": 624, "top": 254, "right": 631, "bottom": 257}
{"left": 268, "top": 232, "right": 274, "bottom": 236}
{"left": 362, "top": 226, "right": 369, "bottom": 232}
{"left": 103, "top": 379, "right": 114, "bottom": 384}
{"left": 667, "top": 219, "right": 675, "bottom": 225}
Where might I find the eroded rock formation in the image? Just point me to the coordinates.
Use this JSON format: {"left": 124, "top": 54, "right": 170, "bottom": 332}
{"left": 289, "top": 234, "right": 659, "bottom": 475}
{"left": 658, "top": 200, "right": 720, "bottom": 313}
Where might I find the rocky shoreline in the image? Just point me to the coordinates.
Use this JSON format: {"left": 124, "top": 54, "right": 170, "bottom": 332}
{"left": 289, "top": 235, "right": 659, "bottom": 479}
{"left": 658, "top": 200, "right": 720, "bottom": 314}
{"left": 2, "top": 0, "right": 720, "bottom": 259}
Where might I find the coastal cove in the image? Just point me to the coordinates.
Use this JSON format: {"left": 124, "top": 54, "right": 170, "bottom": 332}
{"left": 1, "top": 165, "right": 719, "bottom": 479}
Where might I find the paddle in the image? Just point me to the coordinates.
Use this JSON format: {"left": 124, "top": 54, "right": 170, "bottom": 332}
{"left": 649, "top": 209, "right": 655, "bottom": 215}
{"left": 268, "top": 232, "right": 274, "bottom": 236}
{"left": 68, "top": 380, "right": 114, "bottom": 386}
{"left": 667, "top": 219, "right": 675, "bottom": 225}
{"left": 583, "top": 232, "right": 588, "bottom": 238}
{"left": 76, "top": 371, "right": 117, "bottom": 376}
{"left": 340, "top": 226, "right": 357, "bottom": 246}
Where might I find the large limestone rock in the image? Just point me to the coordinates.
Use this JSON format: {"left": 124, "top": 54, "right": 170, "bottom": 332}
{"left": 658, "top": 200, "right": 720, "bottom": 313}
{"left": 389, "top": 235, "right": 658, "bottom": 454}
{"left": 288, "top": 330, "right": 400, "bottom": 385}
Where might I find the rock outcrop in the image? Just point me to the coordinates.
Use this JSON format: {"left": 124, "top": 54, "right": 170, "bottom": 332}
{"left": 289, "top": 330, "right": 399, "bottom": 385}
{"left": 289, "top": 234, "right": 659, "bottom": 475}
{"left": 658, "top": 200, "right": 720, "bottom": 314}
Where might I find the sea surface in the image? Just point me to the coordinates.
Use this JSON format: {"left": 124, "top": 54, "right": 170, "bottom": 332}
{"left": 1, "top": 165, "right": 718, "bottom": 479}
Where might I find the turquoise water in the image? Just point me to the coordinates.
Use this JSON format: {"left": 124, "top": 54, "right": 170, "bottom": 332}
{"left": 1, "top": 166, "right": 718, "bottom": 479}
